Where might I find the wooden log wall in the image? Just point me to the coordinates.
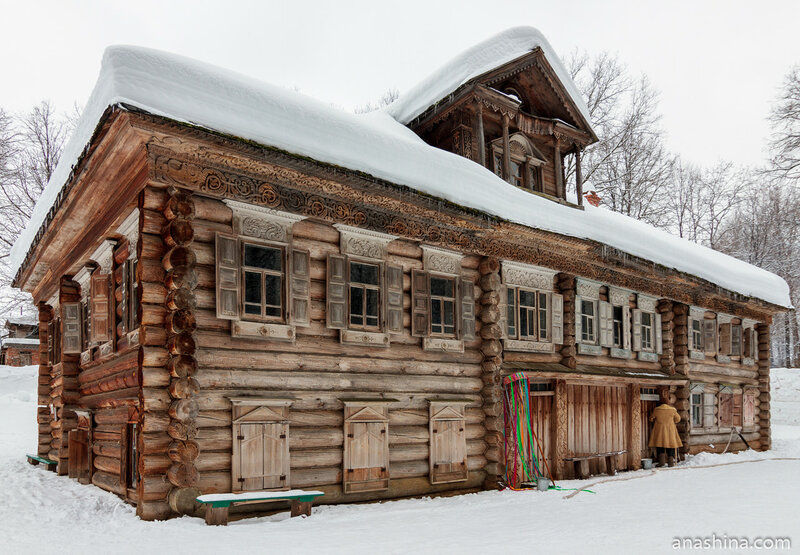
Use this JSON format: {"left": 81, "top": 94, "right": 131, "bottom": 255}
{"left": 37, "top": 302, "right": 53, "bottom": 458}
{"left": 478, "top": 257, "right": 503, "bottom": 489}
{"left": 672, "top": 303, "right": 691, "bottom": 458}
{"left": 756, "top": 323, "right": 771, "bottom": 451}
{"left": 557, "top": 274, "right": 577, "bottom": 369}
{"left": 137, "top": 186, "right": 486, "bottom": 518}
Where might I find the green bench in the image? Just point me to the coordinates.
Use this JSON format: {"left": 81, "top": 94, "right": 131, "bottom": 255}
{"left": 196, "top": 489, "right": 325, "bottom": 525}
{"left": 27, "top": 454, "right": 57, "bottom": 471}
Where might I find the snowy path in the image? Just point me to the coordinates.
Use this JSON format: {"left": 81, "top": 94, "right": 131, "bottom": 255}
{"left": 2, "top": 365, "right": 799, "bottom": 554}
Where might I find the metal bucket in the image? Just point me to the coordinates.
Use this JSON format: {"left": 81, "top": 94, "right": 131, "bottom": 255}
{"left": 642, "top": 458, "right": 653, "bottom": 470}
{"left": 537, "top": 478, "right": 550, "bottom": 491}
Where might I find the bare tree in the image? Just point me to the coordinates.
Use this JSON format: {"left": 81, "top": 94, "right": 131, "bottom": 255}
{"left": 0, "top": 101, "right": 76, "bottom": 320}
{"left": 354, "top": 88, "right": 400, "bottom": 114}
{"left": 768, "top": 65, "right": 800, "bottom": 181}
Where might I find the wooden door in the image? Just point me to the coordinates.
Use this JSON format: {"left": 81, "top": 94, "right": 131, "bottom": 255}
{"left": 67, "top": 430, "right": 89, "bottom": 483}
{"left": 528, "top": 394, "right": 553, "bottom": 477}
{"left": 640, "top": 389, "right": 658, "bottom": 457}
{"left": 567, "top": 384, "right": 627, "bottom": 477}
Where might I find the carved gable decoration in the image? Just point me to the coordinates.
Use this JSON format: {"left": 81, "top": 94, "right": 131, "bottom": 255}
{"left": 422, "top": 245, "right": 462, "bottom": 275}
{"left": 502, "top": 260, "right": 556, "bottom": 290}
{"left": 225, "top": 199, "right": 304, "bottom": 243}
{"left": 576, "top": 278, "right": 601, "bottom": 300}
{"left": 690, "top": 306, "right": 706, "bottom": 320}
{"left": 608, "top": 286, "right": 632, "bottom": 307}
{"left": 334, "top": 224, "right": 396, "bottom": 260}
{"left": 636, "top": 293, "right": 658, "bottom": 313}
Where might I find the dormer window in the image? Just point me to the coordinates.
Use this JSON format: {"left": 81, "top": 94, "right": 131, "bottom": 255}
{"left": 490, "top": 133, "right": 546, "bottom": 193}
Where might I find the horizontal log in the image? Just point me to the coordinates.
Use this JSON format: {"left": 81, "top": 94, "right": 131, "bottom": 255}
{"left": 94, "top": 455, "right": 121, "bottom": 474}
{"left": 92, "top": 470, "right": 125, "bottom": 495}
{"left": 93, "top": 441, "right": 122, "bottom": 458}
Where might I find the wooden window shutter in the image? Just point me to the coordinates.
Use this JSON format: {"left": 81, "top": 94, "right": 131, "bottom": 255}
{"left": 703, "top": 319, "right": 717, "bottom": 357}
{"left": 90, "top": 273, "right": 111, "bottom": 343}
{"left": 718, "top": 323, "right": 732, "bottom": 357}
{"left": 752, "top": 328, "right": 759, "bottom": 361}
{"left": 384, "top": 263, "right": 404, "bottom": 334}
{"left": 702, "top": 392, "right": 716, "bottom": 429}
{"left": 498, "top": 284, "right": 508, "bottom": 339}
{"left": 654, "top": 312, "right": 663, "bottom": 355}
{"left": 732, "top": 393, "right": 743, "bottom": 428}
{"left": 411, "top": 269, "right": 429, "bottom": 337}
{"left": 343, "top": 405, "right": 390, "bottom": 494}
{"left": 118, "top": 259, "right": 129, "bottom": 336}
{"left": 574, "top": 295, "right": 582, "bottom": 344}
{"left": 459, "top": 277, "right": 475, "bottom": 341}
{"left": 622, "top": 306, "right": 632, "bottom": 350}
{"left": 234, "top": 422, "right": 290, "bottom": 492}
{"left": 551, "top": 293, "right": 563, "bottom": 345}
{"left": 599, "top": 300, "right": 613, "bottom": 347}
{"left": 631, "top": 309, "right": 642, "bottom": 352}
{"left": 430, "top": 416, "right": 468, "bottom": 484}
{"left": 743, "top": 391, "right": 756, "bottom": 427}
{"left": 743, "top": 328, "right": 752, "bottom": 359}
{"left": 731, "top": 325, "right": 742, "bottom": 356}
{"left": 290, "top": 248, "right": 311, "bottom": 326}
{"left": 215, "top": 233, "right": 240, "bottom": 320}
{"left": 719, "top": 392, "right": 733, "bottom": 427}
{"left": 326, "top": 253, "right": 348, "bottom": 329}
{"left": 47, "top": 321, "right": 54, "bottom": 364}
{"left": 62, "top": 303, "right": 82, "bottom": 355}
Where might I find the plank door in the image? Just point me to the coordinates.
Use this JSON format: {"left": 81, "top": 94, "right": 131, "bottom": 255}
{"left": 528, "top": 393, "right": 553, "bottom": 478}
{"left": 67, "top": 430, "right": 89, "bottom": 482}
{"left": 236, "top": 422, "right": 288, "bottom": 492}
{"left": 567, "top": 384, "right": 627, "bottom": 477}
{"left": 640, "top": 388, "right": 659, "bottom": 457}
{"left": 344, "top": 420, "right": 389, "bottom": 493}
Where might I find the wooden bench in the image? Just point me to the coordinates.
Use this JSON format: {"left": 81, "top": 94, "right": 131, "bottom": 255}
{"left": 563, "top": 450, "right": 627, "bottom": 479}
{"left": 196, "top": 489, "right": 325, "bottom": 525}
{"left": 27, "top": 454, "right": 57, "bottom": 471}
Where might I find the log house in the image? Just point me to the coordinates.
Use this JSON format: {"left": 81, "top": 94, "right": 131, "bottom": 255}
{"left": 10, "top": 28, "right": 788, "bottom": 520}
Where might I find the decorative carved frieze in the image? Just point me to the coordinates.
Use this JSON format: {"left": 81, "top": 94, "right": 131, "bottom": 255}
{"left": 335, "top": 224, "right": 396, "bottom": 260}
{"left": 689, "top": 306, "right": 706, "bottom": 320}
{"left": 504, "top": 339, "right": 555, "bottom": 353}
{"left": 73, "top": 265, "right": 95, "bottom": 302}
{"left": 116, "top": 209, "right": 139, "bottom": 255}
{"left": 422, "top": 246, "right": 462, "bottom": 275}
{"left": 610, "top": 348, "right": 633, "bottom": 360}
{"left": 638, "top": 351, "right": 659, "bottom": 363}
{"left": 576, "top": 278, "right": 601, "bottom": 300}
{"left": 578, "top": 343, "right": 602, "bottom": 356}
{"left": 636, "top": 293, "right": 658, "bottom": 313}
{"left": 232, "top": 321, "right": 295, "bottom": 342}
{"left": 502, "top": 260, "right": 557, "bottom": 290}
{"left": 717, "top": 313, "right": 733, "bottom": 325}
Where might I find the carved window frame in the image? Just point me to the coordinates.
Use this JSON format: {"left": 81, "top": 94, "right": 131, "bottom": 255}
{"left": 419, "top": 246, "right": 467, "bottom": 353}
{"left": 501, "top": 261, "right": 561, "bottom": 353}
{"left": 689, "top": 306, "right": 706, "bottom": 360}
{"left": 605, "top": 286, "right": 633, "bottom": 359}
{"left": 490, "top": 134, "right": 547, "bottom": 192}
{"left": 333, "top": 224, "right": 396, "bottom": 347}
{"left": 222, "top": 201, "right": 306, "bottom": 341}
{"left": 575, "top": 278, "right": 601, "bottom": 354}
{"left": 633, "top": 293, "right": 661, "bottom": 362}
{"left": 117, "top": 209, "right": 140, "bottom": 342}
{"left": 87, "top": 239, "right": 116, "bottom": 358}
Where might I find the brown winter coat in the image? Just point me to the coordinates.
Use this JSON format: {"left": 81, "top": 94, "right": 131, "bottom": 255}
{"left": 648, "top": 404, "right": 683, "bottom": 448}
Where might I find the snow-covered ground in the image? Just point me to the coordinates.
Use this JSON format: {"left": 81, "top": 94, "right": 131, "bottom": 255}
{"left": 1, "top": 366, "right": 798, "bottom": 554}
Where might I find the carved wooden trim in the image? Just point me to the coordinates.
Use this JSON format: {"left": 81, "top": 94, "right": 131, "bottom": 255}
{"left": 608, "top": 286, "right": 632, "bottom": 307}
{"left": 422, "top": 245, "right": 462, "bottom": 275}
{"left": 501, "top": 260, "right": 556, "bottom": 290}
{"left": 225, "top": 199, "right": 304, "bottom": 243}
{"left": 636, "top": 293, "right": 658, "bottom": 313}
{"left": 232, "top": 321, "right": 295, "bottom": 341}
{"left": 89, "top": 239, "right": 117, "bottom": 274}
{"left": 504, "top": 339, "right": 555, "bottom": 353}
{"left": 340, "top": 329, "right": 390, "bottom": 347}
{"left": 575, "top": 278, "right": 601, "bottom": 300}
{"left": 689, "top": 306, "right": 706, "bottom": 320}
{"left": 717, "top": 313, "right": 733, "bottom": 325}
{"left": 116, "top": 209, "right": 139, "bottom": 256}
{"left": 423, "top": 337, "right": 465, "bottom": 353}
{"left": 334, "top": 224, "right": 396, "bottom": 260}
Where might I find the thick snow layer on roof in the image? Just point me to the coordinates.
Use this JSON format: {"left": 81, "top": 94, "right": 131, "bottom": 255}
{"left": 1, "top": 338, "right": 39, "bottom": 347}
{"left": 385, "top": 26, "right": 593, "bottom": 128}
{"left": 5, "top": 315, "right": 38, "bottom": 326}
{"left": 9, "top": 39, "right": 791, "bottom": 308}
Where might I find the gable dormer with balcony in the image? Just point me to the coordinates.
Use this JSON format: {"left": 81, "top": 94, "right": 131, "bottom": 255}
{"left": 401, "top": 46, "right": 597, "bottom": 206}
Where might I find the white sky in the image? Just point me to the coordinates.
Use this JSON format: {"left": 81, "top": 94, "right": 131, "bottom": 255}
{"left": 1, "top": 0, "right": 798, "bottom": 168}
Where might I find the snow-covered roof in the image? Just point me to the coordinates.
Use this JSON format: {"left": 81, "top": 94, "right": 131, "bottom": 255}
{"left": 1, "top": 337, "right": 39, "bottom": 348}
{"left": 9, "top": 30, "right": 791, "bottom": 308}
{"left": 385, "top": 26, "right": 593, "bottom": 129}
{"left": 5, "top": 315, "right": 38, "bottom": 327}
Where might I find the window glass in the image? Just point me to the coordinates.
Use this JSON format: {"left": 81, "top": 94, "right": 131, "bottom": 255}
{"left": 430, "top": 276, "right": 456, "bottom": 336}
{"left": 691, "top": 319, "right": 703, "bottom": 350}
{"left": 244, "top": 244, "right": 281, "bottom": 271}
{"left": 691, "top": 393, "right": 703, "bottom": 426}
{"left": 581, "top": 300, "right": 595, "bottom": 342}
{"left": 507, "top": 288, "right": 517, "bottom": 337}
{"left": 538, "top": 292, "right": 548, "bottom": 341}
{"left": 494, "top": 153, "right": 503, "bottom": 177}
{"left": 351, "top": 262, "right": 379, "bottom": 285}
{"left": 349, "top": 261, "right": 380, "bottom": 330}
{"left": 641, "top": 311, "right": 653, "bottom": 350}
{"left": 612, "top": 305, "right": 623, "bottom": 347}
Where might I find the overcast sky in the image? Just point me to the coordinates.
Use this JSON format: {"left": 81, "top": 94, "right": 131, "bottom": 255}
{"left": 1, "top": 0, "right": 798, "bottom": 168}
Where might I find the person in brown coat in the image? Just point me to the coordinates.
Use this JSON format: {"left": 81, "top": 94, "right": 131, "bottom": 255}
{"left": 649, "top": 402, "right": 682, "bottom": 467}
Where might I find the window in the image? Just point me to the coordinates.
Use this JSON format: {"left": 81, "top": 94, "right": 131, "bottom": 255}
{"left": 216, "top": 233, "right": 310, "bottom": 332}
{"left": 641, "top": 312, "right": 653, "bottom": 351}
{"left": 493, "top": 152, "right": 503, "bottom": 178}
{"left": 612, "top": 305, "right": 624, "bottom": 348}
{"left": 510, "top": 160, "right": 524, "bottom": 188}
{"left": 349, "top": 261, "right": 381, "bottom": 330}
{"left": 81, "top": 299, "right": 91, "bottom": 352}
{"left": 506, "top": 287, "right": 550, "bottom": 342}
{"left": 690, "top": 318, "right": 703, "bottom": 351}
{"left": 702, "top": 318, "right": 717, "bottom": 357}
{"left": 731, "top": 324, "right": 742, "bottom": 357}
{"left": 127, "top": 259, "right": 139, "bottom": 332}
{"left": 430, "top": 276, "right": 456, "bottom": 337}
{"left": 243, "top": 243, "right": 284, "bottom": 321}
{"left": 125, "top": 423, "right": 138, "bottom": 489}
{"left": 691, "top": 392, "right": 703, "bottom": 427}
{"left": 718, "top": 322, "right": 732, "bottom": 357}
{"left": 581, "top": 300, "right": 596, "bottom": 343}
